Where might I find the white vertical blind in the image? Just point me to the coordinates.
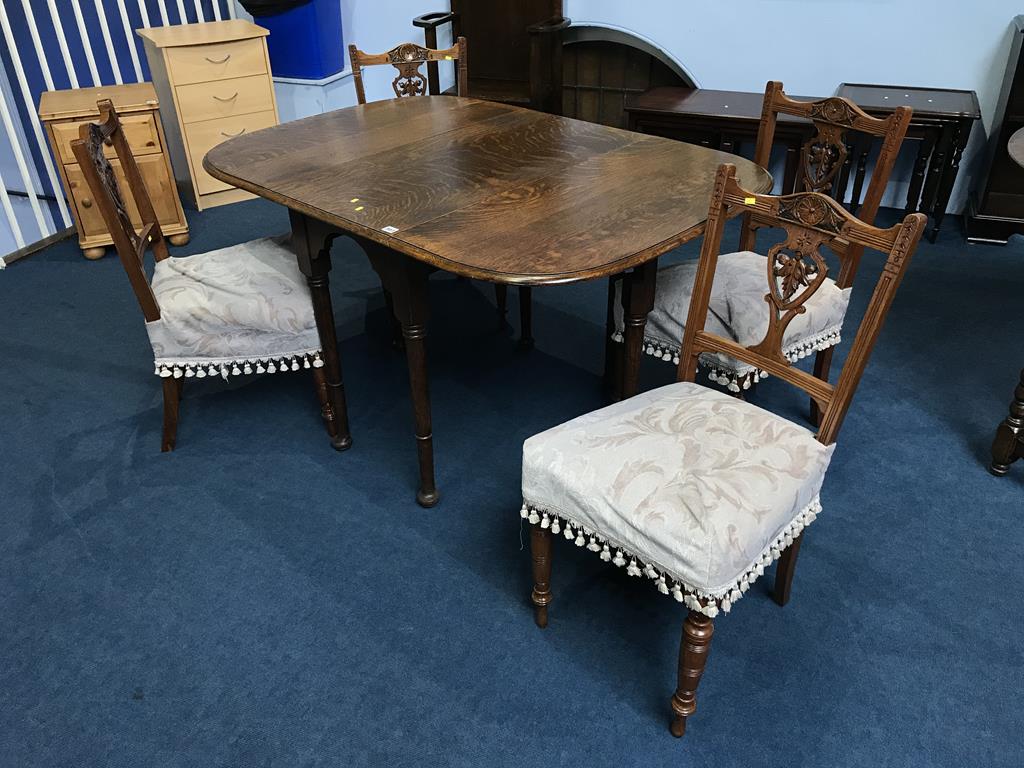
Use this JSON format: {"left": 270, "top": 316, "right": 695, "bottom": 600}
{"left": 115, "top": 0, "right": 145, "bottom": 82}
{"left": 156, "top": 0, "right": 170, "bottom": 26}
{"left": 46, "top": 0, "right": 80, "bottom": 89}
{"left": 20, "top": 0, "right": 55, "bottom": 91}
{"left": 0, "top": 166, "right": 25, "bottom": 250}
{"left": 0, "top": 84, "right": 48, "bottom": 238}
{"left": 193, "top": 0, "right": 206, "bottom": 23}
{"left": 136, "top": 0, "right": 152, "bottom": 28}
{"left": 176, "top": 0, "right": 189, "bottom": 23}
{"left": 92, "top": 0, "right": 124, "bottom": 84}
{"left": 70, "top": 0, "right": 103, "bottom": 86}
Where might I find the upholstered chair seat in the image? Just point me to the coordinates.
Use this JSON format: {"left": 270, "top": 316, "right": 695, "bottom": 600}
{"left": 146, "top": 237, "right": 324, "bottom": 379}
{"left": 613, "top": 251, "right": 851, "bottom": 391}
{"left": 521, "top": 381, "right": 833, "bottom": 614}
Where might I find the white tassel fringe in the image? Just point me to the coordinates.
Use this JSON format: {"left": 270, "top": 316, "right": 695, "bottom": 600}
{"left": 520, "top": 496, "right": 822, "bottom": 618}
{"left": 154, "top": 351, "right": 324, "bottom": 381}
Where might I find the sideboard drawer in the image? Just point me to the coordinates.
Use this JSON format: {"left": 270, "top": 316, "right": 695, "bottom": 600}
{"left": 66, "top": 155, "right": 182, "bottom": 236}
{"left": 52, "top": 113, "right": 161, "bottom": 164}
{"left": 175, "top": 75, "right": 275, "bottom": 124}
{"left": 184, "top": 109, "right": 278, "bottom": 194}
{"left": 166, "top": 37, "right": 267, "bottom": 86}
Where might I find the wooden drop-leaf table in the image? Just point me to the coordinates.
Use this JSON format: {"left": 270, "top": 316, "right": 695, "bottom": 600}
{"left": 204, "top": 96, "right": 772, "bottom": 506}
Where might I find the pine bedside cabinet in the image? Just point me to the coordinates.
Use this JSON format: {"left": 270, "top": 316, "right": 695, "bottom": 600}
{"left": 137, "top": 19, "right": 280, "bottom": 211}
{"left": 38, "top": 83, "right": 190, "bottom": 260}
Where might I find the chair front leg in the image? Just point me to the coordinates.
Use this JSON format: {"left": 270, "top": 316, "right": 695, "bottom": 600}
{"left": 161, "top": 378, "right": 181, "bottom": 452}
{"left": 773, "top": 532, "right": 803, "bottom": 606}
{"left": 670, "top": 609, "right": 714, "bottom": 739}
{"left": 530, "top": 524, "right": 553, "bottom": 628}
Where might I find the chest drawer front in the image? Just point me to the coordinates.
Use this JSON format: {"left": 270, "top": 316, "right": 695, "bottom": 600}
{"left": 166, "top": 38, "right": 267, "bottom": 86}
{"left": 184, "top": 109, "right": 278, "bottom": 195}
{"left": 53, "top": 113, "right": 161, "bottom": 164}
{"left": 65, "top": 155, "right": 180, "bottom": 237}
{"left": 176, "top": 75, "right": 274, "bottom": 124}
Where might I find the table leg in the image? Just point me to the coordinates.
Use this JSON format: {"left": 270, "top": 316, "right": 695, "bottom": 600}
{"left": 364, "top": 242, "right": 439, "bottom": 507}
{"left": 290, "top": 211, "right": 352, "bottom": 451}
{"left": 990, "top": 369, "right": 1024, "bottom": 476}
{"left": 929, "top": 119, "right": 970, "bottom": 241}
{"left": 920, "top": 123, "right": 955, "bottom": 239}
{"left": 905, "top": 132, "right": 936, "bottom": 215}
{"left": 782, "top": 142, "right": 801, "bottom": 194}
{"left": 849, "top": 138, "right": 871, "bottom": 215}
{"left": 619, "top": 259, "right": 658, "bottom": 399}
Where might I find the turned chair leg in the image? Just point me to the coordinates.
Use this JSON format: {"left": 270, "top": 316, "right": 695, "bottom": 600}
{"left": 530, "top": 525, "right": 553, "bottom": 628}
{"left": 495, "top": 284, "right": 508, "bottom": 331}
{"left": 518, "top": 286, "right": 534, "bottom": 349}
{"left": 810, "top": 348, "right": 835, "bottom": 426}
{"left": 311, "top": 367, "right": 340, "bottom": 443}
{"left": 990, "top": 368, "right": 1024, "bottom": 476}
{"left": 161, "top": 377, "right": 181, "bottom": 452}
{"left": 773, "top": 533, "right": 804, "bottom": 607}
{"left": 670, "top": 610, "right": 714, "bottom": 739}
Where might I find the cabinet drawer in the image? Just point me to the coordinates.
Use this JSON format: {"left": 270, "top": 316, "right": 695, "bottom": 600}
{"left": 176, "top": 75, "right": 274, "bottom": 124}
{"left": 166, "top": 38, "right": 267, "bottom": 86}
{"left": 184, "top": 109, "right": 278, "bottom": 195}
{"left": 52, "top": 113, "right": 161, "bottom": 165}
{"left": 66, "top": 154, "right": 181, "bottom": 238}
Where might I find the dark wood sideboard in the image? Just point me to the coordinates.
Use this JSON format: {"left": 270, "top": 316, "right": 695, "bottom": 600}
{"left": 626, "top": 84, "right": 979, "bottom": 241}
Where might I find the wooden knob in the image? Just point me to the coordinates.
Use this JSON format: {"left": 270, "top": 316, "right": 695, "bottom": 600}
{"left": 81, "top": 198, "right": 92, "bottom": 209}
{"left": 145, "top": 140, "right": 155, "bottom": 146}
{"left": 103, "top": 138, "right": 113, "bottom": 147}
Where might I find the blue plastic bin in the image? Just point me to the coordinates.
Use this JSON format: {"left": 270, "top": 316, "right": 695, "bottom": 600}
{"left": 257, "top": 0, "right": 345, "bottom": 80}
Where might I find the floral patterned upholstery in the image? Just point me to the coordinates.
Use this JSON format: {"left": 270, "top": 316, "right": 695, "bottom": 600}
{"left": 614, "top": 251, "right": 851, "bottom": 390}
{"left": 145, "top": 237, "right": 323, "bottom": 379}
{"left": 521, "top": 381, "right": 834, "bottom": 616}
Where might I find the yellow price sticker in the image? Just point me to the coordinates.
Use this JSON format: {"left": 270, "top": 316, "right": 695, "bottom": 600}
{"left": 354, "top": 206, "right": 365, "bottom": 212}
{"left": 350, "top": 197, "right": 360, "bottom": 203}
{"left": 744, "top": 196, "right": 757, "bottom": 205}
{"left": 444, "top": 55, "right": 453, "bottom": 60}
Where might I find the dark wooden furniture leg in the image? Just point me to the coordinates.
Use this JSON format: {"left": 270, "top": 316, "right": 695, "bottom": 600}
{"left": 990, "top": 369, "right": 1024, "bottom": 476}
{"left": 603, "top": 275, "right": 623, "bottom": 397}
{"left": 810, "top": 347, "right": 835, "bottom": 426}
{"left": 495, "top": 284, "right": 508, "bottom": 331}
{"left": 530, "top": 525, "right": 553, "bottom": 628}
{"left": 311, "top": 367, "right": 339, "bottom": 442}
{"left": 161, "top": 377, "right": 180, "bottom": 452}
{"left": 365, "top": 243, "right": 439, "bottom": 507}
{"left": 518, "top": 286, "right": 534, "bottom": 349}
{"left": 920, "top": 123, "right": 954, "bottom": 240}
{"left": 930, "top": 120, "right": 969, "bottom": 240}
{"left": 289, "top": 210, "right": 352, "bottom": 452}
{"left": 670, "top": 610, "right": 714, "bottom": 739}
{"left": 620, "top": 259, "right": 658, "bottom": 399}
{"left": 773, "top": 533, "right": 803, "bottom": 606}
{"left": 905, "top": 133, "right": 935, "bottom": 215}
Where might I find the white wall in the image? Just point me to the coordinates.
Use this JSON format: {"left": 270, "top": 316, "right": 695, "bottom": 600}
{"left": 565, "top": 0, "right": 1020, "bottom": 211}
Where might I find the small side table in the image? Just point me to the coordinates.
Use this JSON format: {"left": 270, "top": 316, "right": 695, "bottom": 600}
{"left": 989, "top": 125, "right": 1024, "bottom": 476}
{"left": 836, "top": 83, "right": 981, "bottom": 242}
{"left": 39, "top": 83, "right": 189, "bottom": 260}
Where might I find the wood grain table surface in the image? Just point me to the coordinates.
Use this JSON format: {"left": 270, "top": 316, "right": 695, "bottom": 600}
{"left": 204, "top": 96, "right": 773, "bottom": 505}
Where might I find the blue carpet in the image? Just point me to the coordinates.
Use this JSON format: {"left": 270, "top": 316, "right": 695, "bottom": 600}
{"left": 1, "top": 199, "right": 1022, "bottom": 767}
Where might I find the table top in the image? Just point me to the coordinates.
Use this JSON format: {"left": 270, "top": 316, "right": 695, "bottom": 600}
{"left": 625, "top": 87, "right": 813, "bottom": 124}
{"left": 204, "top": 97, "right": 772, "bottom": 285}
{"left": 1009, "top": 127, "right": 1024, "bottom": 169}
{"left": 837, "top": 83, "right": 981, "bottom": 119}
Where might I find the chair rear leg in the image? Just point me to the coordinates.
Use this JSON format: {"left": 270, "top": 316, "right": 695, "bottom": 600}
{"left": 670, "top": 610, "right": 714, "bottom": 739}
{"left": 311, "top": 367, "right": 341, "bottom": 444}
{"left": 518, "top": 286, "right": 534, "bottom": 349}
{"left": 495, "top": 284, "right": 508, "bottom": 331}
{"left": 530, "top": 524, "right": 553, "bottom": 628}
{"left": 810, "top": 348, "right": 835, "bottom": 426}
{"left": 161, "top": 378, "right": 180, "bottom": 452}
{"left": 773, "top": 533, "right": 804, "bottom": 606}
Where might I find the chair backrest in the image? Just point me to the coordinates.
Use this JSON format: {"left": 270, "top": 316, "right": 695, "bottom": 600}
{"left": 348, "top": 38, "right": 468, "bottom": 105}
{"left": 740, "top": 81, "right": 912, "bottom": 287}
{"left": 678, "top": 164, "right": 926, "bottom": 446}
{"left": 70, "top": 99, "right": 168, "bottom": 322}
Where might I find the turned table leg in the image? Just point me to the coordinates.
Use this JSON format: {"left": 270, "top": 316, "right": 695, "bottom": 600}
{"left": 620, "top": 259, "right": 658, "bottom": 399}
{"left": 365, "top": 242, "right": 439, "bottom": 507}
{"left": 990, "top": 368, "right": 1024, "bottom": 476}
{"left": 290, "top": 210, "right": 352, "bottom": 451}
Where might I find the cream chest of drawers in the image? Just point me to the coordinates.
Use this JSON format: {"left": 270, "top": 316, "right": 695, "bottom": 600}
{"left": 138, "top": 20, "right": 279, "bottom": 211}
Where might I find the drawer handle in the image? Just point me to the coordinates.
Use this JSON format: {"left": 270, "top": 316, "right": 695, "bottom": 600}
{"left": 220, "top": 128, "right": 246, "bottom": 138}
{"left": 205, "top": 54, "right": 231, "bottom": 65}
{"left": 213, "top": 92, "right": 239, "bottom": 103}
{"left": 81, "top": 197, "right": 92, "bottom": 209}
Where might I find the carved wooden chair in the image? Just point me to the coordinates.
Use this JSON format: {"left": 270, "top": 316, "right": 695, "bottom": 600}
{"left": 71, "top": 100, "right": 349, "bottom": 452}
{"left": 521, "top": 164, "right": 925, "bottom": 740}
{"left": 610, "top": 81, "right": 911, "bottom": 419}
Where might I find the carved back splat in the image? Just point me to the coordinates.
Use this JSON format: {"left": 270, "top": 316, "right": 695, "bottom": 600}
{"left": 70, "top": 99, "right": 169, "bottom": 322}
{"left": 678, "top": 164, "right": 926, "bottom": 446}
{"left": 740, "top": 81, "right": 912, "bottom": 288}
{"left": 349, "top": 37, "right": 469, "bottom": 105}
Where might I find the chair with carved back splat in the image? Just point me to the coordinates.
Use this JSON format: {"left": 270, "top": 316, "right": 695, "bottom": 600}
{"left": 522, "top": 163, "right": 925, "bottom": 740}
{"left": 71, "top": 100, "right": 349, "bottom": 452}
{"left": 610, "top": 81, "right": 911, "bottom": 419}
{"left": 348, "top": 37, "right": 535, "bottom": 346}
